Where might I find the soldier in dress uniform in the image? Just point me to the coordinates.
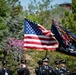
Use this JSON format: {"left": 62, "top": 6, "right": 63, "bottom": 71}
{"left": 59, "top": 60, "right": 70, "bottom": 75}
{"left": 35, "top": 60, "right": 43, "bottom": 75}
{"left": 53, "top": 60, "right": 60, "bottom": 75}
{"left": 0, "top": 60, "right": 13, "bottom": 75}
{"left": 38, "top": 57, "right": 53, "bottom": 75}
{"left": 17, "top": 59, "right": 30, "bottom": 75}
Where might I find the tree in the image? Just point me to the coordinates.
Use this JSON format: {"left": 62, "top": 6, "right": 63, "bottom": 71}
{"left": 61, "top": 0, "right": 76, "bottom": 34}
{"left": 72, "top": 0, "right": 76, "bottom": 21}
{"left": 0, "top": 0, "right": 8, "bottom": 17}
{"left": 0, "top": 0, "right": 9, "bottom": 41}
{"left": 25, "top": 0, "right": 53, "bottom": 29}
{"left": 0, "top": 0, "right": 24, "bottom": 41}
{"left": 72, "top": 0, "right": 76, "bottom": 14}
{"left": 0, "top": 1, "right": 24, "bottom": 74}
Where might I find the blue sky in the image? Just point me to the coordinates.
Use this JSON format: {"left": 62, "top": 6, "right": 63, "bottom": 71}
{"left": 19, "top": 0, "right": 71, "bottom": 9}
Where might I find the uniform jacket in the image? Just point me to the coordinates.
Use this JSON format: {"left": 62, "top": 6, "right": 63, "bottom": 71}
{"left": 0, "top": 68, "right": 13, "bottom": 75}
{"left": 60, "top": 67, "right": 70, "bottom": 75}
{"left": 35, "top": 67, "right": 40, "bottom": 75}
{"left": 38, "top": 65, "right": 53, "bottom": 75}
{"left": 53, "top": 67, "right": 60, "bottom": 75}
{"left": 17, "top": 67, "right": 30, "bottom": 75}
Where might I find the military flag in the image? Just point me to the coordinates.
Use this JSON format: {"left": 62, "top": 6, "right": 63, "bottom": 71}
{"left": 51, "top": 19, "right": 76, "bottom": 56}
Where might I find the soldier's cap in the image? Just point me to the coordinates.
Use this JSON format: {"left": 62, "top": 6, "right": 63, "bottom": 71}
{"left": 2, "top": 60, "right": 7, "bottom": 65}
{"left": 42, "top": 57, "right": 49, "bottom": 62}
{"left": 60, "top": 60, "right": 66, "bottom": 64}
{"left": 54, "top": 60, "right": 59, "bottom": 65}
{"left": 37, "top": 60, "right": 43, "bottom": 65}
{"left": 21, "top": 59, "right": 25, "bottom": 64}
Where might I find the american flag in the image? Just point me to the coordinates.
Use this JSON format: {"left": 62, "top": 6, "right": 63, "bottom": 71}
{"left": 24, "top": 18, "right": 58, "bottom": 50}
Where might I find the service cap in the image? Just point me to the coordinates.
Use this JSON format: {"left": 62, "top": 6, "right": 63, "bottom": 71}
{"left": 42, "top": 57, "right": 49, "bottom": 62}
{"left": 60, "top": 60, "right": 66, "bottom": 64}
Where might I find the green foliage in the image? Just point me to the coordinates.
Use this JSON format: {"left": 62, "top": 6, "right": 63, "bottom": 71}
{"left": 25, "top": 0, "right": 53, "bottom": 29}
{"left": 0, "top": 0, "right": 24, "bottom": 40}
{"left": 6, "top": 50, "right": 19, "bottom": 75}
{"left": 0, "top": 49, "right": 4, "bottom": 61}
{"left": 62, "top": 12, "right": 76, "bottom": 34}
{"left": 72, "top": 0, "right": 76, "bottom": 14}
{"left": 72, "top": 0, "right": 76, "bottom": 21}
{"left": 0, "top": 0, "right": 8, "bottom": 17}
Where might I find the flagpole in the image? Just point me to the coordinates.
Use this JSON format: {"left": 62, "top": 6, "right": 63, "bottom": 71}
{"left": 45, "top": 50, "right": 48, "bottom": 57}
{"left": 23, "top": 49, "right": 26, "bottom": 64}
{"left": 24, "top": 17, "right": 26, "bottom": 64}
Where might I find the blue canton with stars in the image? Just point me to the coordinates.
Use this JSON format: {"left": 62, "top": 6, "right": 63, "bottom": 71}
{"left": 24, "top": 19, "right": 42, "bottom": 35}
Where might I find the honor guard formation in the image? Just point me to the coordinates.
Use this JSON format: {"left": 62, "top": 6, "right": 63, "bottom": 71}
{"left": 0, "top": 58, "right": 76, "bottom": 75}
{"left": 35, "top": 57, "right": 76, "bottom": 75}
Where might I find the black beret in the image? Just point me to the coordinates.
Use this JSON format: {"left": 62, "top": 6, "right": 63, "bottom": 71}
{"left": 60, "top": 60, "right": 66, "bottom": 64}
{"left": 54, "top": 60, "right": 59, "bottom": 65}
{"left": 37, "top": 61, "right": 43, "bottom": 65}
{"left": 2, "top": 60, "right": 7, "bottom": 65}
{"left": 21, "top": 59, "right": 24, "bottom": 64}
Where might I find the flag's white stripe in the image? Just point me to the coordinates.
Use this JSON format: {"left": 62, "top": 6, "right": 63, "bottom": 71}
{"left": 24, "top": 44, "right": 58, "bottom": 48}
{"left": 24, "top": 34, "right": 53, "bottom": 39}
{"left": 24, "top": 39, "right": 57, "bottom": 43}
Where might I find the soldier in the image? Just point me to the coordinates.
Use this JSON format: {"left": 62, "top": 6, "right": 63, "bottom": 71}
{"left": 20, "top": 59, "right": 26, "bottom": 68}
{"left": 35, "top": 60, "right": 43, "bottom": 75}
{"left": 38, "top": 57, "right": 53, "bottom": 75}
{"left": 17, "top": 60, "right": 30, "bottom": 75}
{"left": 0, "top": 60, "right": 13, "bottom": 75}
{"left": 59, "top": 60, "right": 70, "bottom": 75}
{"left": 53, "top": 60, "right": 60, "bottom": 75}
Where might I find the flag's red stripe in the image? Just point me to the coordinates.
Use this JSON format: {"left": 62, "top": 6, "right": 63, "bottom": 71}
{"left": 42, "top": 32, "right": 52, "bottom": 35}
{"left": 24, "top": 36, "right": 55, "bottom": 41}
{"left": 24, "top": 41, "right": 57, "bottom": 45}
